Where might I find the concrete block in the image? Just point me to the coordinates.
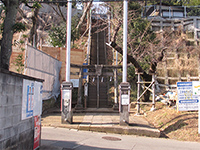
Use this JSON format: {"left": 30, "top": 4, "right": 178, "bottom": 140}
{"left": 7, "top": 95, "right": 14, "bottom": 106}
{"left": 12, "top": 115, "right": 21, "bottom": 125}
{"left": 13, "top": 125, "right": 19, "bottom": 136}
{"left": 0, "top": 118, "right": 6, "bottom": 129}
{"left": 11, "top": 136, "right": 18, "bottom": 147}
{"left": 0, "top": 95, "right": 7, "bottom": 106}
{"left": 19, "top": 122, "right": 28, "bottom": 133}
{"left": 0, "top": 106, "right": 5, "bottom": 119}
{"left": 3, "top": 85, "right": 15, "bottom": 96}
{"left": 19, "top": 131, "right": 25, "bottom": 142}
{"left": 29, "top": 118, "right": 34, "bottom": 129}
{"left": 5, "top": 116, "right": 13, "bottom": 128}
{"left": 4, "top": 127, "right": 12, "bottom": 139}
{"left": 14, "top": 85, "right": 23, "bottom": 96}
{"left": 19, "top": 129, "right": 34, "bottom": 145}
{"left": 10, "top": 127, "right": 17, "bottom": 139}
{"left": 14, "top": 95, "right": 22, "bottom": 105}
{"left": 26, "top": 118, "right": 33, "bottom": 131}
{"left": 5, "top": 75, "right": 16, "bottom": 85}
{"left": 0, "top": 129, "right": 4, "bottom": 142}
{"left": 0, "top": 141, "right": 3, "bottom": 150}
{"left": 5, "top": 106, "right": 13, "bottom": 117}
{"left": 13, "top": 105, "right": 21, "bottom": 116}
{"left": 0, "top": 85, "right": 2, "bottom": 95}
{"left": 15, "top": 76, "right": 23, "bottom": 87}
{"left": 0, "top": 73, "right": 6, "bottom": 84}
{"left": 4, "top": 138, "right": 11, "bottom": 149}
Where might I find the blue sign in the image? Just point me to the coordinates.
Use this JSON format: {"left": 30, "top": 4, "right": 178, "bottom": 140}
{"left": 177, "top": 82, "right": 199, "bottom": 111}
{"left": 83, "top": 63, "right": 88, "bottom": 79}
{"left": 26, "top": 83, "right": 34, "bottom": 118}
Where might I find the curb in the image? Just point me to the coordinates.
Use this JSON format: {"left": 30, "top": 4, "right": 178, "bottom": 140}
{"left": 42, "top": 123, "right": 160, "bottom": 138}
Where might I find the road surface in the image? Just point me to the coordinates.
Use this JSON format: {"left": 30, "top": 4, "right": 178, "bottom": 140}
{"left": 41, "top": 127, "right": 200, "bottom": 150}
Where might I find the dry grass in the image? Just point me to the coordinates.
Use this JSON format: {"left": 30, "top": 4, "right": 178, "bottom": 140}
{"left": 143, "top": 102, "right": 200, "bottom": 142}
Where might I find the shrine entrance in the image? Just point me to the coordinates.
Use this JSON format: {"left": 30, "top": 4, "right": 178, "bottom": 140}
{"left": 72, "top": 15, "right": 121, "bottom": 109}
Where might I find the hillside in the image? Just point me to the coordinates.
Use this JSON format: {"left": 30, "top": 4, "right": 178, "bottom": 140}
{"left": 142, "top": 102, "right": 200, "bottom": 142}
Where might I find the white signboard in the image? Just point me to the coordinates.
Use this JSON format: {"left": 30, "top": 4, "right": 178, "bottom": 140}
{"left": 177, "top": 82, "right": 199, "bottom": 111}
{"left": 70, "top": 79, "right": 79, "bottom": 88}
{"left": 33, "top": 81, "right": 43, "bottom": 116}
{"left": 121, "top": 94, "right": 129, "bottom": 105}
{"left": 22, "top": 79, "right": 43, "bottom": 120}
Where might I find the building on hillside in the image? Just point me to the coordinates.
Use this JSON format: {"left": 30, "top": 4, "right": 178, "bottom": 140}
{"left": 142, "top": 4, "right": 200, "bottom": 45}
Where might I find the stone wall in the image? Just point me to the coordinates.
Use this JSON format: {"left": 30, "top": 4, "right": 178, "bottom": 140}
{"left": 0, "top": 69, "right": 43, "bottom": 150}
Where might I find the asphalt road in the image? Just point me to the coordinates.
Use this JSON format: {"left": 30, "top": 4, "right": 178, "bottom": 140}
{"left": 41, "top": 127, "right": 200, "bottom": 150}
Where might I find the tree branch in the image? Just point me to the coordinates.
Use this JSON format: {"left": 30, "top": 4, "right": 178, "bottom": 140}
{"left": 75, "top": 1, "right": 92, "bottom": 30}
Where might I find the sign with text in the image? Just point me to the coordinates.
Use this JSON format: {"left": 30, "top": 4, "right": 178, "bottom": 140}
{"left": 121, "top": 94, "right": 129, "bottom": 105}
{"left": 177, "top": 82, "right": 199, "bottom": 111}
{"left": 22, "top": 79, "right": 43, "bottom": 120}
{"left": 22, "top": 80, "right": 34, "bottom": 120}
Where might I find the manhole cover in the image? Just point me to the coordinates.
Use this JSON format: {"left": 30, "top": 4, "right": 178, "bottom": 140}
{"left": 102, "top": 136, "right": 121, "bottom": 141}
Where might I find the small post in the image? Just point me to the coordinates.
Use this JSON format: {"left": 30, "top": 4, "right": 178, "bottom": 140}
{"left": 61, "top": 82, "right": 73, "bottom": 124}
{"left": 84, "top": 82, "right": 88, "bottom": 109}
{"left": 113, "top": 68, "right": 119, "bottom": 110}
{"left": 119, "top": 82, "right": 130, "bottom": 126}
{"left": 150, "top": 73, "right": 156, "bottom": 111}
{"left": 184, "top": 6, "right": 186, "bottom": 18}
{"left": 75, "top": 67, "right": 83, "bottom": 109}
{"left": 136, "top": 73, "right": 141, "bottom": 115}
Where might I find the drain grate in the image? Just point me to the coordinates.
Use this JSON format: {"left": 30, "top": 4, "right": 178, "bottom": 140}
{"left": 102, "top": 136, "right": 121, "bottom": 141}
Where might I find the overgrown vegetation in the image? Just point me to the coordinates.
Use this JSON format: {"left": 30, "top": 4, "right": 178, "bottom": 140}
{"left": 14, "top": 35, "right": 28, "bottom": 74}
{"left": 48, "top": 15, "right": 80, "bottom": 47}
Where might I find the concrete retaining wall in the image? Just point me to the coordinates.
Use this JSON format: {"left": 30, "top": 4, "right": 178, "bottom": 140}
{"left": 0, "top": 69, "right": 43, "bottom": 150}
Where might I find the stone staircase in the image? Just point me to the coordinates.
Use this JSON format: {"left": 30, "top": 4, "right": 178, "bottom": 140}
{"left": 87, "top": 22, "right": 109, "bottom": 108}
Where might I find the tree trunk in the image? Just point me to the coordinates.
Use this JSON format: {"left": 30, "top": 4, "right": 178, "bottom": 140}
{"left": 109, "top": 18, "right": 165, "bottom": 102}
{"left": 0, "top": 0, "right": 20, "bottom": 70}
{"left": 30, "top": 8, "right": 39, "bottom": 47}
{"left": 110, "top": 41, "right": 152, "bottom": 102}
